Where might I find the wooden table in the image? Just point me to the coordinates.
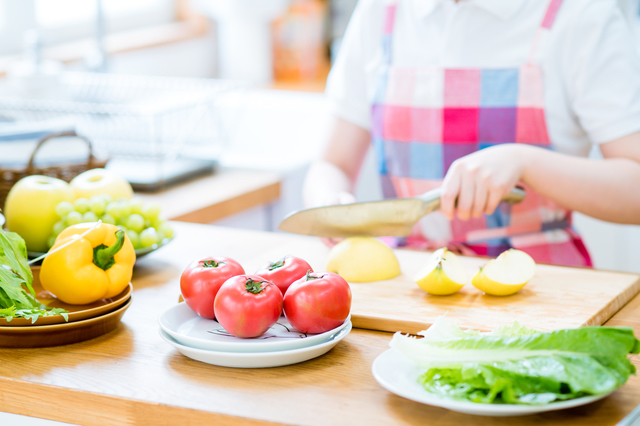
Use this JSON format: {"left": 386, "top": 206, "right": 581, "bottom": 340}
{"left": 1, "top": 222, "right": 639, "bottom": 426}
{"left": 134, "top": 168, "right": 281, "bottom": 223}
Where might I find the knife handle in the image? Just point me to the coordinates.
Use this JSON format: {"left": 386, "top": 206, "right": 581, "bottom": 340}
{"left": 417, "top": 186, "right": 526, "bottom": 213}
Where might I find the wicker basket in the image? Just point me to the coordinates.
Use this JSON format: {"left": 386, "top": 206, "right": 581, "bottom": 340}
{"left": 0, "top": 130, "right": 108, "bottom": 210}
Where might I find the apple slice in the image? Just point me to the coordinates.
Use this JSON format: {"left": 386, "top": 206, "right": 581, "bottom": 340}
{"left": 472, "top": 249, "right": 535, "bottom": 296}
{"left": 413, "top": 248, "right": 468, "bottom": 295}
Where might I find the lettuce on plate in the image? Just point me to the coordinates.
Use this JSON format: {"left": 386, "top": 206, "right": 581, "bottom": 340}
{"left": 0, "top": 231, "right": 68, "bottom": 323}
{"left": 389, "top": 317, "right": 640, "bottom": 405}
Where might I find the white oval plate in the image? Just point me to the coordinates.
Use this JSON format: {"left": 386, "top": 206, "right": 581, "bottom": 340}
{"left": 159, "top": 321, "right": 352, "bottom": 368}
{"left": 159, "top": 302, "right": 351, "bottom": 353}
{"left": 372, "top": 349, "right": 614, "bottom": 417}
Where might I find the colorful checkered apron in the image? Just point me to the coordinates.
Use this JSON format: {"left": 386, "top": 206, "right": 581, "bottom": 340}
{"left": 371, "top": 0, "right": 592, "bottom": 266}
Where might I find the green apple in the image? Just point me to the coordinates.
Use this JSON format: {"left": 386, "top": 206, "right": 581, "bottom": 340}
{"left": 4, "top": 175, "right": 74, "bottom": 252}
{"left": 70, "top": 168, "right": 133, "bottom": 201}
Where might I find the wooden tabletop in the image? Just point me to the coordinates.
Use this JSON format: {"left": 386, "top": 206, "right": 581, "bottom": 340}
{"left": 134, "top": 168, "right": 281, "bottom": 223}
{"left": 1, "top": 222, "right": 639, "bottom": 426}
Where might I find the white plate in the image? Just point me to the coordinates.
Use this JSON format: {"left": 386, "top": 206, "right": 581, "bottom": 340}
{"left": 159, "top": 321, "right": 352, "bottom": 368}
{"left": 372, "top": 349, "right": 614, "bottom": 417}
{"left": 159, "top": 302, "right": 351, "bottom": 353}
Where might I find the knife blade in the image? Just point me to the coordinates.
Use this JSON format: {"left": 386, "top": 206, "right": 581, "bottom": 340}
{"left": 278, "top": 187, "right": 526, "bottom": 238}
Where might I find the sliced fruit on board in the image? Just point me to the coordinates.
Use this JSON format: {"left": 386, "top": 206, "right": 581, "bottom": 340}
{"left": 472, "top": 249, "right": 536, "bottom": 296}
{"left": 413, "top": 248, "right": 468, "bottom": 295}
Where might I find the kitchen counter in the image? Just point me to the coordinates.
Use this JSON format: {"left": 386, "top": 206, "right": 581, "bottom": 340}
{"left": 134, "top": 168, "right": 281, "bottom": 224}
{"left": 1, "top": 222, "right": 639, "bottom": 426}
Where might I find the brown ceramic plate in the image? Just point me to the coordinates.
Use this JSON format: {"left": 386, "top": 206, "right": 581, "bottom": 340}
{"left": 0, "top": 266, "right": 132, "bottom": 327}
{"left": 0, "top": 297, "right": 131, "bottom": 348}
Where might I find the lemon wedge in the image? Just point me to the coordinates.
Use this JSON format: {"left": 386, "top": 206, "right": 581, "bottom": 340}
{"left": 326, "top": 237, "right": 401, "bottom": 282}
{"left": 413, "top": 248, "right": 468, "bottom": 295}
{"left": 472, "top": 249, "right": 535, "bottom": 296}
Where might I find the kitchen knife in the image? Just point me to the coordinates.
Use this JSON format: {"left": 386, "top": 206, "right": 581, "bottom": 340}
{"left": 278, "top": 187, "right": 526, "bottom": 238}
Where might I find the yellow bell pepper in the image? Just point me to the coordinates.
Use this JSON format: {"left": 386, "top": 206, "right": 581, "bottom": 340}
{"left": 40, "top": 223, "right": 136, "bottom": 305}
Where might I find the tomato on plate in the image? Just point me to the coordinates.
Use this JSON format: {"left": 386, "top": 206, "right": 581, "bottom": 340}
{"left": 214, "top": 275, "right": 283, "bottom": 338}
{"left": 254, "top": 255, "right": 313, "bottom": 296}
{"left": 180, "top": 257, "right": 245, "bottom": 319}
{"left": 284, "top": 271, "right": 351, "bottom": 334}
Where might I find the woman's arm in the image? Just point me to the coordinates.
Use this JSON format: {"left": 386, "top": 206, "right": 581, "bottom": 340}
{"left": 522, "top": 131, "right": 640, "bottom": 223}
{"left": 302, "top": 117, "right": 371, "bottom": 208}
{"left": 440, "top": 131, "right": 640, "bottom": 224}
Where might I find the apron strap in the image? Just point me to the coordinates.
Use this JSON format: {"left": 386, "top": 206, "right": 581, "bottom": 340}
{"left": 527, "top": 0, "right": 565, "bottom": 64}
{"left": 382, "top": 2, "right": 398, "bottom": 65}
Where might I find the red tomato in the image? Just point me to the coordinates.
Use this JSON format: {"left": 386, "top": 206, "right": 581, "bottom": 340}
{"left": 180, "top": 257, "right": 245, "bottom": 319}
{"left": 214, "top": 274, "right": 283, "bottom": 338}
{"left": 284, "top": 271, "right": 351, "bottom": 334}
{"left": 254, "top": 255, "right": 313, "bottom": 296}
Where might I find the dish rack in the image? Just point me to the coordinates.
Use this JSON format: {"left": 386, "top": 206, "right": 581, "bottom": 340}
{"left": 0, "top": 72, "right": 245, "bottom": 164}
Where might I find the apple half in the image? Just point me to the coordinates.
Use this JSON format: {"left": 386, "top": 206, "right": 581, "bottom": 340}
{"left": 326, "top": 237, "right": 401, "bottom": 283}
{"left": 413, "top": 248, "right": 468, "bottom": 295}
{"left": 472, "top": 249, "right": 536, "bottom": 296}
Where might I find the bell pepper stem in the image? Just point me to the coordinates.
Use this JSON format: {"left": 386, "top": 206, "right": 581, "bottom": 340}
{"left": 94, "top": 230, "right": 125, "bottom": 271}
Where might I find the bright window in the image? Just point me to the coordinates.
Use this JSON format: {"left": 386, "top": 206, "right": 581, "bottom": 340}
{"left": 36, "top": 0, "right": 173, "bottom": 27}
{"left": 0, "top": 0, "right": 176, "bottom": 55}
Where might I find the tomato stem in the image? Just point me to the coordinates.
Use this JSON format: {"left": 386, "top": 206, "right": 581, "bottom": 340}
{"left": 268, "top": 256, "right": 288, "bottom": 271}
{"left": 305, "top": 270, "right": 323, "bottom": 281}
{"left": 93, "top": 230, "right": 125, "bottom": 271}
{"left": 245, "top": 278, "right": 268, "bottom": 294}
{"left": 203, "top": 259, "right": 226, "bottom": 268}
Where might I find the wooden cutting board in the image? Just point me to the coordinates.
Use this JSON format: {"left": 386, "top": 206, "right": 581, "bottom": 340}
{"left": 243, "top": 238, "right": 640, "bottom": 334}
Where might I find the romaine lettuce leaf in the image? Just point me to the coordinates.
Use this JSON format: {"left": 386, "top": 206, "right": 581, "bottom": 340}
{"left": 0, "top": 230, "right": 67, "bottom": 323}
{"left": 390, "top": 318, "right": 639, "bottom": 404}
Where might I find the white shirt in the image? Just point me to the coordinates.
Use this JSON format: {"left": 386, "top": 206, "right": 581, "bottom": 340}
{"left": 326, "top": 0, "right": 640, "bottom": 156}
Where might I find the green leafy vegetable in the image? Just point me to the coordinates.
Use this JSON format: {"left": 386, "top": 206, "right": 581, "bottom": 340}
{"left": 0, "top": 230, "right": 68, "bottom": 324}
{"left": 389, "top": 317, "right": 640, "bottom": 405}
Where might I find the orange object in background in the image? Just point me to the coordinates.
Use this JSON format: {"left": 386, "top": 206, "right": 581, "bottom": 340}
{"left": 273, "top": 0, "right": 329, "bottom": 84}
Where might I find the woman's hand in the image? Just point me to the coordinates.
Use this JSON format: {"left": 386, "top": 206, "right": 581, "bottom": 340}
{"left": 440, "top": 144, "right": 527, "bottom": 221}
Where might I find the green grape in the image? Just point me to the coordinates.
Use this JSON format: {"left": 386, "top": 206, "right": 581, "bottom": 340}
{"left": 144, "top": 219, "right": 152, "bottom": 229}
{"left": 117, "top": 197, "right": 130, "bottom": 203}
{"left": 82, "top": 211, "right": 99, "bottom": 223}
{"left": 130, "top": 199, "right": 144, "bottom": 215}
{"left": 125, "top": 214, "right": 145, "bottom": 233}
{"left": 47, "top": 235, "right": 56, "bottom": 249}
{"left": 101, "top": 214, "right": 116, "bottom": 225}
{"left": 158, "top": 222, "right": 174, "bottom": 239}
{"left": 90, "top": 196, "right": 107, "bottom": 216}
{"left": 151, "top": 217, "right": 165, "bottom": 230}
{"left": 139, "top": 227, "right": 159, "bottom": 248}
{"left": 52, "top": 221, "right": 66, "bottom": 236}
{"left": 55, "top": 201, "right": 74, "bottom": 218}
{"left": 100, "top": 194, "right": 113, "bottom": 204}
{"left": 119, "top": 201, "right": 131, "bottom": 218}
{"left": 65, "top": 211, "right": 83, "bottom": 226}
{"left": 74, "top": 198, "right": 91, "bottom": 214}
{"left": 105, "top": 202, "right": 123, "bottom": 220}
{"left": 142, "top": 204, "right": 161, "bottom": 221}
{"left": 125, "top": 230, "right": 140, "bottom": 249}
{"left": 117, "top": 224, "right": 128, "bottom": 232}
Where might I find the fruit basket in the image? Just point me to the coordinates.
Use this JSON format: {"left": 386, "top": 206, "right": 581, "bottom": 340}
{"left": 0, "top": 130, "right": 107, "bottom": 209}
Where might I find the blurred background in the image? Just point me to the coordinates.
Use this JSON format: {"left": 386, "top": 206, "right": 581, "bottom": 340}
{"left": 0, "top": 0, "right": 639, "bottom": 273}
